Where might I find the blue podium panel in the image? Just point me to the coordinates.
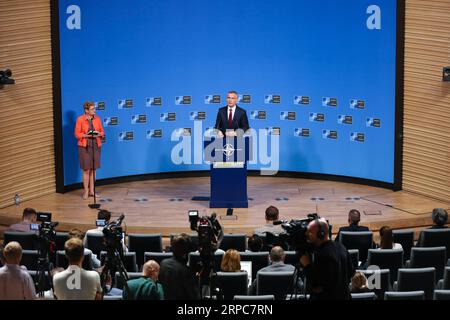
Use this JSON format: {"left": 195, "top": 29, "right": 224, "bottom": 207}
{"left": 205, "top": 137, "right": 249, "bottom": 208}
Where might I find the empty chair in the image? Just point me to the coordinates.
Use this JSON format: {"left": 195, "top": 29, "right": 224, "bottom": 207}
{"left": 339, "top": 231, "right": 373, "bottom": 263}
{"left": 394, "top": 267, "right": 435, "bottom": 300}
{"left": 351, "top": 292, "right": 377, "bottom": 300}
{"left": 393, "top": 230, "right": 414, "bottom": 262}
{"left": 348, "top": 249, "right": 360, "bottom": 270}
{"left": 239, "top": 252, "right": 269, "bottom": 281}
{"left": 114, "top": 271, "right": 142, "bottom": 290}
{"left": 144, "top": 252, "right": 173, "bottom": 266}
{"left": 20, "top": 250, "right": 39, "bottom": 270}
{"left": 100, "top": 251, "right": 138, "bottom": 272}
{"left": 256, "top": 271, "right": 295, "bottom": 300}
{"left": 409, "top": 247, "right": 446, "bottom": 280}
{"left": 357, "top": 269, "right": 391, "bottom": 299}
{"left": 55, "top": 250, "right": 93, "bottom": 270}
{"left": 437, "top": 267, "right": 450, "bottom": 290}
{"left": 4, "top": 231, "right": 37, "bottom": 250}
{"left": 54, "top": 232, "right": 69, "bottom": 252}
{"left": 214, "top": 271, "right": 248, "bottom": 300}
{"left": 283, "top": 251, "right": 299, "bottom": 267}
{"left": 219, "top": 234, "right": 247, "bottom": 252}
{"left": 128, "top": 234, "right": 163, "bottom": 268}
{"left": 418, "top": 229, "right": 450, "bottom": 258}
{"left": 85, "top": 233, "right": 106, "bottom": 256}
{"left": 234, "top": 295, "right": 274, "bottom": 300}
{"left": 384, "top": 291, "right": 425, "bottom": 300}
{"left": 433, "top": 290, "right": 450, "bottom": 300}
{"left": 188, "top": 251, "right": 223, "bottom": 272}
{"left": 367, "top": 249, "right": 403, "bottom": 283}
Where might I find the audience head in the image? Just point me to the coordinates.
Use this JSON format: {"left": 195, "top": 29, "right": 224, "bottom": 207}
{"left": 3, "top": 241, "right": 23, "bottom": 265}
{"left": 247, "top": 234, "right": 263, "bottom": 252}
{"left": 143, "top": 260, "right": 160, "bottom": 282}
{"left": 265, "top": 206, "right": 279, "bottom": 222}
{"left": 348, "top": 209, "right": 361, "bottom": 226}
{"left": 351, "top": 271, "right": 369, "bottom": 291}
{"left": 68, "top": 228, "right": 85, "bottom": 240}
{"left": 432, "top": 208, "right": 448, "bottom": 227}
{"left": 379, "top": 226, "right": 394, "bottom": 249}
{"left": 269, "top": 246, "right": 285, "bottom": 263}
{"left": 306, "top": 218, "right": 330, "bottom": 246}
{"left": 220, "top": 249, "right": 241, "bottom": 272}
{"left": 22, "top": 208, "right": 37, "bottom": 223}
{"left": 171, "top": 233, "right": 191, "bottom": 259}
{"left": 64, "top": 238, "right": 84, "bottom": 265}
{"left": 97, "top": 209, "right": 111, "bottom": 223}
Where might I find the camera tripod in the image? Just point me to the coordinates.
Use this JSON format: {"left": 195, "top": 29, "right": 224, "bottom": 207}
{"left": 197, "top": 248, "right": 220, "bottom": 300}
{"left": 100, "top": 239, "right": 129, "bottom": 297}
{"left": 35, "top": 237, "right": 55, "bottom": 298}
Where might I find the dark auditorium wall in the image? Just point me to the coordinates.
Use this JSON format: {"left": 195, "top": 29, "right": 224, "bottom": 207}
{"left": 0, "top": 0, "right": 448, "bottom": 209}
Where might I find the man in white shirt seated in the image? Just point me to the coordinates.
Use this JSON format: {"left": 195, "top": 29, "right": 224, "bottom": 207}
{"left": 53, "top": 238, "right": 102, "bottom": 300}
{"left": 0, "top": 241, "right": 36, "bottom": 300}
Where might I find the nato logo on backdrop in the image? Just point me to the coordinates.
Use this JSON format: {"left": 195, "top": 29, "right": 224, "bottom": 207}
{"left": 294, "top": 96, "right": 310, "bottom": 105}
{"left": 265, "top": 94, "right": 281, "bottom": 104}
{"left": 118, "top": 99, "right": 133, "bottom": 109}
{"left": 204, "top": 95, "right": 221, "bottom": 104}
{"left": 95, "top": 101, "right": 106, "bottom": 110}
{"left": 350, "top": 132, "right": 365, "bottom": 142}
{"left": 265, "top": 127, "right": 281, "bottom": 136}
{"left": 190, "top": 111, "right": 206, "bottom": 120}
{"left": 309, "top": 112, "right": 325, "bottom": 122}
{"left": 350, "top": 99, "right": 365, "bottom": 109}
{"left": 366, "top": 117, "right": 381, "bottom": 127}
{"left": 322, "top": 97, "right": 337, "bottom": 107}
{"left": 146, "top": 97, "right": 162, "bottom": 107}
{"left": 294, "top": 128, "right": 310, "bottom": 137}
{"left": 146, "top": 129, "right": 162, "bottom": 139}
{"left": 160, "top": 112, "right": 176, "bottom": 122}
{"left": 238, "top": 94, "right": 251, "bottom": 103}
{"left": 250, "top": 111, "right": 266, "bottom": 120}
{"left": 338, "top": 115, "right": 353, "bottom": 125}
{"left": 131, "top": 114, "right": 147, "bottom": 124}
{"left": 175, "top": 96, "right": 191, "bottom": 105}
{"left": 119, "top": 131, "right": 134, "bottom": 141}
{"left": 280, "top": 111, "right": 296, "bottom": 120}
{"left": 322, "top": 130, "right": 338, "bottom": 139}
{"left": 104, "top": 116, "right": 118, "bottom": 126}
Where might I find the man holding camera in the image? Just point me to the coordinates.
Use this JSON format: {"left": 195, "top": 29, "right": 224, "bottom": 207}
{"left": 299, "top": 219, "right": 355, "bottom": 300}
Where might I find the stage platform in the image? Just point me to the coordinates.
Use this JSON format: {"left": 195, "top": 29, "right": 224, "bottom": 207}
{"left": 0, "top": 177, "right": 448, "bottom": 240}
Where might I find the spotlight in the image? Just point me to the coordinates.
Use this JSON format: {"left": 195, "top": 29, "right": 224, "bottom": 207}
{"left": 0, "top": 69, "right": 15, "bottom": 85}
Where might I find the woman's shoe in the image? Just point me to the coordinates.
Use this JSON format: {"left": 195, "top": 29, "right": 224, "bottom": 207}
{"left": 89, "top": 193, "right": 100, "bottom": 198}
{"left": 82, "top": 193, "right": 89, "bottom": 200}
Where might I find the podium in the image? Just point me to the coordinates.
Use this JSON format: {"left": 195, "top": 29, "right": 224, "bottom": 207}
{"left": 204, "top": 136, "right": 249, "bottom": 208}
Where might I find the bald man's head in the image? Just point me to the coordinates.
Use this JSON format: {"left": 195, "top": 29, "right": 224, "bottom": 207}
{"left": 306, "top": 219, "right": 329, "bottom": 246}
{"left": 4, "top": 241, "right": 23, "bottom": 264}
{"left": 269, "top": 246, "right": 285, "bottom": 263}
{"left": 348, "top": 209, "right": 361, "bottom": 225}
{"left": 143, "top": 260, "right": 160, "bottom": 281}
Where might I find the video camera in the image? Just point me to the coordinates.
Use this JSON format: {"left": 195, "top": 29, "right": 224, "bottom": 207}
{"left": 102, "top": 213, "right": 125, "bottom": 250}
{"left": 36, "top": 212, "right": 58, "bottom": 242}
{"left": 189, "top": 210, "right": 223, "bottom": 255}
{"left": 267, "top": 213, "right": 320, "bottom": 254}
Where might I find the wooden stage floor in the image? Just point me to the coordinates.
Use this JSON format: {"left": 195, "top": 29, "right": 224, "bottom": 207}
{"left": 0, "top": 177, "right": 449, "bottom": 238}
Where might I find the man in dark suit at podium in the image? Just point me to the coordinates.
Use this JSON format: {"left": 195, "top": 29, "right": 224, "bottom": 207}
{"left": 215, "top": 90, "right": 250, "bottom": 138}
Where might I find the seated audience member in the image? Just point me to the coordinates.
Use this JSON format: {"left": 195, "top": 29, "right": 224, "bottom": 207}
{"left": 159, "top": 233, "right": 200, "bottom": 300}
{"left": 53, "top": 238, "right": 102, "bottom": 300}
{"left": 417, "top": 208, "right": 448, "bottom": 246}
{"left": 335, "top": 209, "right": 370, "bottom": 241}
{"left": 123, "top": 260, "right": 163, "bottom": 300}
{"left": 247, "top": 234, "right": 264, "bottom": 252}
{"left": 7, "top": 208, "right": 37, "bottom": 233}
{"left": 350, "top": 271, "right": 371, "bottom": 293}
{"left": 83, "top": 209, "right": 128, "bottom": 252}
{"left": 378, "top": 226, "right": 403, "bottom": 250}
{"left": 68, "top": 228, "right": 101, "bottom": 268}
{"left": 253, "top": 206, "right": 284, "bottom": 236}
{"left": 220, "top": 249, "right": 242, "bottom": 272}
{"left": 0, "top": 242, "right": 36, "bottom": 300}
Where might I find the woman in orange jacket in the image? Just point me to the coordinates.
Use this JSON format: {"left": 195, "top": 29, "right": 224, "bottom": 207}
{"left": 74, "top": 101, "right": 105, "bottom": 200}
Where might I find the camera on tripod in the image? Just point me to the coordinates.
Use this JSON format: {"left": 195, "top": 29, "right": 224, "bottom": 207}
{"left": 35, "top": 212, "right": 58, "bottom": 244}
{"left": 188, "top": 210, "right": 223, "bottom": 255}
{"left": 102, "top": 213, "right": 125, "bottom": 250}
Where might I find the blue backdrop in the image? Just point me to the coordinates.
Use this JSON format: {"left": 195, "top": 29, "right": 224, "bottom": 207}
{"left": 58, "top": 0, "right": 398, "bottom": 186}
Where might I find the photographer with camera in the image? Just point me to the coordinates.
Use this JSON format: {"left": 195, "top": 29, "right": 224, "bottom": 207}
{"left": 159, "top": 233, "right": 200, "bottom": 300}
{"left": 299, "top": 219, "right": 355, "bottom": 300}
